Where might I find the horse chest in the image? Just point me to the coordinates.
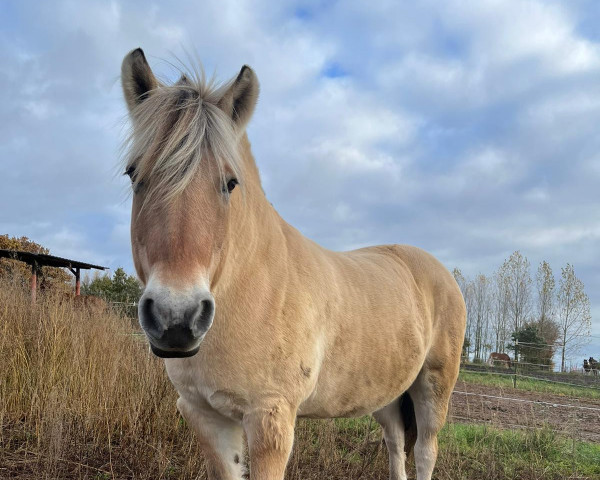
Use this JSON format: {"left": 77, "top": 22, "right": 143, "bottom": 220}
{"left": 164, "top": 358, "right": 212, "bottom": 403}
{"left": 164, "top": 355, "right": 282, "bottom": 421}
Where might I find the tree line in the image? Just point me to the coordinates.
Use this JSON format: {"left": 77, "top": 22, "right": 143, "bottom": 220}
{"left": 453, "top": 251, "right": 592, "bottom": 372}
{"left": 81, "top": 268, "right": 142, "bottom": 304}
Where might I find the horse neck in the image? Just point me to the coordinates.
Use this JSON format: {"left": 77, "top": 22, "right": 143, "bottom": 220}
{"left": 211, "top": 134, "right": 288, "bottom": 294}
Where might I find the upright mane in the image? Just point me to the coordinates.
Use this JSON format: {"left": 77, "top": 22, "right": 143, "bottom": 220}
{"left": 122, "top": 68, "right": 244, "bottom": 207}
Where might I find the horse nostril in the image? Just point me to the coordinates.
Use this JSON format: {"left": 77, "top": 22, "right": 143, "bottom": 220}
{"left": 142, "top": 297, "right": 153, "bottom": 317}
{"left": 200, "top": 299, "right": 214, "bottom": 328}
{"left": 183, "top": 297, "right": 214, "bottom": 337}
{"left": 140, "top": 296, "right": 162, "bottom": 338}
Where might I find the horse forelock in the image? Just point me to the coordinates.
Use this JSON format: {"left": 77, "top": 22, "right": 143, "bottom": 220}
{"left": 122, "top": 69, "right": 244, "bottom": 211}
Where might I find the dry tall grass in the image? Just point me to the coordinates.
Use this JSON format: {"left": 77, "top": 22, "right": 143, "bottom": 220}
{"left": 0, "top": 281, "right": 390, "bottom": 479}
{"left": 0, "top": 281, "right": 206, "bottom": 479}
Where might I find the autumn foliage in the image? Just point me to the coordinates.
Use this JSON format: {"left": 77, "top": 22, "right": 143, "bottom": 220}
{"left": 0, "top": 234, "right": 71, "bottom": 292}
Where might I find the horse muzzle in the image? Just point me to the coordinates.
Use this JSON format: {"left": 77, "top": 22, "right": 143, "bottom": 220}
{"left": 138, "top": 284, "right": 215, "bottom": 358}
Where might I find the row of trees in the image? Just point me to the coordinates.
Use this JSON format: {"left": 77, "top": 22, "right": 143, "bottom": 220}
{"left": 81, "top": 268, "right": 142, "bottom": 304}
{"left": 453, "top": 251, "right": 592, "bottom": 372}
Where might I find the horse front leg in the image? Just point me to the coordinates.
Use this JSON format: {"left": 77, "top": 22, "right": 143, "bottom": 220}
{"left": 177, "top": 397, "right": 246, "bottom": 480}
{"left": 243, "top": 400, "right": 296, "bottom": 480}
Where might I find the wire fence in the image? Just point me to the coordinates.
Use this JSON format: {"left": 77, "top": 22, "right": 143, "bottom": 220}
{"left": 463, "top": 338, "right": 599, "bottom": 374}
{"left": 453, "top": 390, "right": 600, "bottom": 412}
{"left": 461, "top": 363, "right": 600, "bottom": 391}
{"left": 450, "top": 381, "right": 600, "bottom": 444}
{"left": 463, "top": 360, "right": 600, "bottom": 385}
{"left": 447, "top": 413, "right": 600, "bottom": 443}
{"left": 515, "top": 372, "right": 600, "bottom": 390}
{"left": 516, "top": 341, "right": 561, "bottom": 348}
{"left": 105, "top": 300, "right": 138, "bottom": 319}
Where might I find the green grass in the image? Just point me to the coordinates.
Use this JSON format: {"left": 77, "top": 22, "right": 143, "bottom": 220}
{"left": 437, "top": 422, "right": 600, "bottom": 480}
{"left": 296, "top": 416, "right": 600, "bottom": 480}
{"left": 459, "top": 371, "right": 600, "bottom": 399}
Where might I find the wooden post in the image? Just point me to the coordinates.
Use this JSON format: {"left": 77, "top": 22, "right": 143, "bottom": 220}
{"left": 30, "top": 262, "right": 37, "bottom": 303}
{"left": 513, "top": 339, "right": 518, "bottom": 388}
{"left": 75, "top": 267, "right": 81, "bottom": 296}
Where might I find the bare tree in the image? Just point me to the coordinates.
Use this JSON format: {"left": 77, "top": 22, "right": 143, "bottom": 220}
{"left": 453, "top": 268, "right": 473, "bottom": 360}
{"left": 536, "top": 260, "right": 557, "bottom": 343}
{"left": 472, "top": 274, "right": 491, "bottom": 362}
{"left": 452, "top": 267, "right": 467, "bottom": 298}
{"left": 557, "top": 264, "right": 592, "bottom": 372}
{"left": 491, "top": 264, "right": 510, "bottom": 353}
{"left": 503, "top": 251, "right": 532, "bottom": 339}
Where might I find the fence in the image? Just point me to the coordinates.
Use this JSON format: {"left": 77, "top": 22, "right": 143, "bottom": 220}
{"left": 451, "top": 369, "right": 600, "bottom": 444}
{"left": 107, "top": 300, "right": 138, "bottom": 319}
{"left": 462, "top": 362, "right": 600, "bottom": 387}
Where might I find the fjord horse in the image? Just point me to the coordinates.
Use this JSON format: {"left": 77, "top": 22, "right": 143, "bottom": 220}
{"left": 121, "top": 48, "right": 466, "bottom": 480}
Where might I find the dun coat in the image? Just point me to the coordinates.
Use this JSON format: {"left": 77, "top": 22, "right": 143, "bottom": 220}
{"left": 121, "top": 48, "right": 466, "bottom": 480}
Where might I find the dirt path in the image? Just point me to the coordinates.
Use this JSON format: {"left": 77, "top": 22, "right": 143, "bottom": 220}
{"left": 449, "top": 380, "right": 600, "bottom": 443}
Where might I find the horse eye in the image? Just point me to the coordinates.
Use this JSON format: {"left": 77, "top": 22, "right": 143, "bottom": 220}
{"left": 225, "top": 178, "right": 238, "bottom": 194}
{"left": 124, "top": 165, "right": 136, "bottom": 181}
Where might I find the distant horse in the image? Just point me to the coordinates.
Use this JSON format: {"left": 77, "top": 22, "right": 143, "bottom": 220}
{"left": 121, "top": 48, "right": 466, "bottom": 480}
{"left": 487, "top": 352, "right": 512, "bottom": 369}
{"left": 584, "top": 359, "right": 591, "bottom": 374}
{"left": 590, "top": 357, "right": 599, "bottom": 377}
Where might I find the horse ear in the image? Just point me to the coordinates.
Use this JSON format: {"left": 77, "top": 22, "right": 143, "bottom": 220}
{"left": 218, "top": 65, "right": 259, "bottom": 131}
{"left": 121, "top": 48, "right": 158, "bottom": 113}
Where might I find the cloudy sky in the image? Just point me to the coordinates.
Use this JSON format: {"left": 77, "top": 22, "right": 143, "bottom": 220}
{"left": 1, "top": 0, "right": 599, "bottom": 362}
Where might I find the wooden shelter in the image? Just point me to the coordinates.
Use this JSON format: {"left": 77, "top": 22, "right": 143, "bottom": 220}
{"left": 0, "top": 249, "right": 107, "bottom": 301}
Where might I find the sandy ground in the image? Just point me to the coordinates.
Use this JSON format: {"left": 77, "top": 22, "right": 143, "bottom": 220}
{"left": 449, "top": 380, "right": 600, "bottom": 443}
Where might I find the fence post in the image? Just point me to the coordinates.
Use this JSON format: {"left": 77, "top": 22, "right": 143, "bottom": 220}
{"left": 513, "top": 340, "right": 518, "bottom": 388}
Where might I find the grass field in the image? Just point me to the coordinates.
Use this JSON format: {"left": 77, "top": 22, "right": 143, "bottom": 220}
{"left": 1, "top": 280, "right": 599, "bottom": 479}
{"left": 435, "top": 423, "right": 600, "bottom": 479}
{"left": 294, "top": 416, "right": 600, "bottom": 479}
{"left": 458, "top": 370, "right": 600, "bottom": 399}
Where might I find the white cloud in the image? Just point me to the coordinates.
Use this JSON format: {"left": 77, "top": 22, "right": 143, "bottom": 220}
{"left": 523, "top": 91, "right": 600, "bottom": 124}
{"left": 438, "top": 0, "right": 600, "bottom": 73}
{"left": 23, "top": 100, "right": 55, "bottom": 119}
{"left": 517, "top": 224, "right": 600, "bottom": 248}
{"left": 460, "top": 148, "right": 522, "bottom": 186}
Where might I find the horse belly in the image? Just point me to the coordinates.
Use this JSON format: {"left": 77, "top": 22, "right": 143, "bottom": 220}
{"left": 297, "top": 321, "right": 427, "bottom": 418}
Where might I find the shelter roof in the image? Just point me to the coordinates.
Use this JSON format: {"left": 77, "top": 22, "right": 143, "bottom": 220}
{"left": 0, "top": 249, "right": 107, "bottom": 271}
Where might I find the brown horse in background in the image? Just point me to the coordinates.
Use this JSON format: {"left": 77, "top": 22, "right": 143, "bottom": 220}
{"left": 488, "top": 352, "right": 512, "bottom": 369}
{"left": 121, "top": 48, "right": 466, "bottom": 480}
